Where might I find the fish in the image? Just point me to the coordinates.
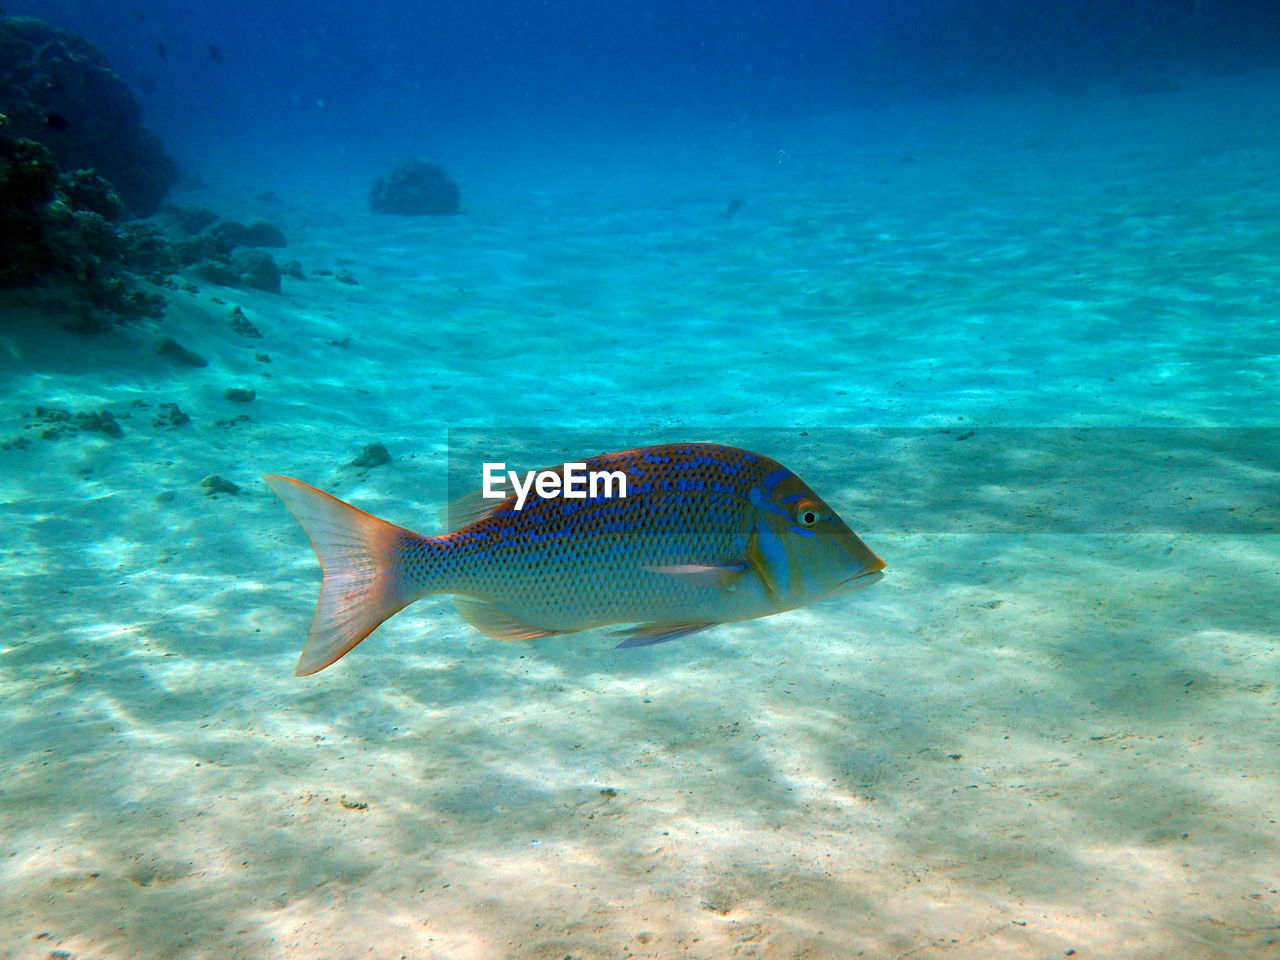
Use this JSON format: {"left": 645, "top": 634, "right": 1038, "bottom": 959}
{"left": 265, "top": 442, "right": 885, "bottom": 676}
{"left": 208, "top": 43, "right": 223, "bottom": 65}
{"left": 44, "top": 112, "right": 70, "bottom": 130}
{"left": 156, "top": 41, "right": 166, "bottom": 60}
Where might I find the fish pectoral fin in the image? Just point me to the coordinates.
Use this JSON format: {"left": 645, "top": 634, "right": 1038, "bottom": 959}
{"left": 613, "top": 621, "right": 717, "bottom": 649}
{"left": 745, "top": 530, "right": 781, "bottom": 604}
{"left": 642, "top": 562, "right": 748, "bottom": 589}
{"left": 453, "top": 597, "right": 562, "bottom": 642}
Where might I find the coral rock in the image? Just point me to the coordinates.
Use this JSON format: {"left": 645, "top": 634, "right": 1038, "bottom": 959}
{"left": 208, "top": 218, "right": 287, "bottom": 249}
{"left": 0, "top": 17, "right": 177, "bottom": 215}
{"left": 369, "top": 158, "right": 460, "bottom": 215}
{"left": 233, "top": 250, "right": 281, "bottom": 293}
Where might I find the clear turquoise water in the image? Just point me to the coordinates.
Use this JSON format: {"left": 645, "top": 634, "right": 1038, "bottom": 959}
{"left": 1, "top": 77, "right": 1278, "bottom": 958}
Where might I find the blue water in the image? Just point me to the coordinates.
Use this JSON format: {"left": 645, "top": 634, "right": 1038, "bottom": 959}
{"left": 1, "top": 2, "right": 1279, "bottom": 958}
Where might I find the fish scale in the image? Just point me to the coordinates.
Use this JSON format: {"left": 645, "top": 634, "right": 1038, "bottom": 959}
{"left": 264, "top": 442, "right": 885, "bottom": 676}
{"left": 423, "top": 446, "right": 769, "bottom": 625}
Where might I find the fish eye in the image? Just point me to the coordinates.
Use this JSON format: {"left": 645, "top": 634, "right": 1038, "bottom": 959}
{"left": 794, "top": 501, "right": 822, "bottom": 527}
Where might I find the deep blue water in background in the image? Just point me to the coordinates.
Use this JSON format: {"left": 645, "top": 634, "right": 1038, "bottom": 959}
{"left": 7, "top": 0, "right": 1280, "bottom": 165}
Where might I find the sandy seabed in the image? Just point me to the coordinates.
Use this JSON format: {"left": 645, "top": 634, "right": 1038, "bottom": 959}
{"left": 1, "top": 74, "right": 1278, "bottom": 959}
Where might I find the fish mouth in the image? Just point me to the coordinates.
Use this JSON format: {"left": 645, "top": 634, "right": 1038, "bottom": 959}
{"left": 841, "top": 555, "right": 886, "bottom": 589}
{"left": 843, "top": 569, "right": 884, "bottom": 588}
{"left": 849, "top": 549, "right": 885, "bottom": 577}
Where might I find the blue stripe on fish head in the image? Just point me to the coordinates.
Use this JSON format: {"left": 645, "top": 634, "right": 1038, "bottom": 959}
{"left": 748, "top": 465, "right": 885, "bottom": 607}
{"left": 760, "top": 467, "right": 792, "bottom": 496}
{"left": 748, "top": 485, "right": 786, "bottom": 517}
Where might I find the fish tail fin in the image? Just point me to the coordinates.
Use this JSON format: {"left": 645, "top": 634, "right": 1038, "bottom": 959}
{"left": 264, "top": 475, "right": 426, "bottom": 676}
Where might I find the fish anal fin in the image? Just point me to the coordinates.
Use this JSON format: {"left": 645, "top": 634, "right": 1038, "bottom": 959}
{"left": 613, "top": 621, "right": 717, "bottom": 649}
{"left": 453, "top": 597, "right": 562, "bottom": 642}
{"left": 643, "top": 563, "right": 747, "bottom": 589}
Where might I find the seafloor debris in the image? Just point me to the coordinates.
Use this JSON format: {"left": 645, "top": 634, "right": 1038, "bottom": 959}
{"left": 152, "top": 402, "right": 190, "bottom": 427}
{"left": 19, "top": 404, "right": 123, "bottom": 439}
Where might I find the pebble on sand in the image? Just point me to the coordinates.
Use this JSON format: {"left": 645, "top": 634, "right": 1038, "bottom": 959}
{"left": 200, "top": 475, "right": 240, "bottom": 496}
{"left": 349, "top": 442, "right": 391, "bottom": 468}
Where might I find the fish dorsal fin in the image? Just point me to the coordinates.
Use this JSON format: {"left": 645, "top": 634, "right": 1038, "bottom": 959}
{"left": 613, "top": 621, "right": 717, "bottom": 648}
{"left": 445, "top": 460, "right": 571, "bottom": 531}
{"left": 643, "top": 563, "right": 748, "bottom": 589}
{"left": 453, "top": 597, "right": 562, "bottom": 642}
{"left": 445, "top": 488, "right": 511, "bottom": 531}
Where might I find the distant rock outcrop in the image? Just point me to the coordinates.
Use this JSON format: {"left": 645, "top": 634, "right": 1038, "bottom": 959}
{"left": 369, "top": 158, "right": 460, "bottom": 216}
{"left": 0, "top": 16, "right": 177, "bottom": 216}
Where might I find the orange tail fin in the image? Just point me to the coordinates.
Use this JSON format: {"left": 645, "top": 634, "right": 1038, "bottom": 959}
{"left": 264, "top": 475, "right": 424, "bottom": 676}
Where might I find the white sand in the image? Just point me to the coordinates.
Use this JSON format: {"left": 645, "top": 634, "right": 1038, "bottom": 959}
{"left": 1, "top": 74, "right": 1278, "bottom": 959}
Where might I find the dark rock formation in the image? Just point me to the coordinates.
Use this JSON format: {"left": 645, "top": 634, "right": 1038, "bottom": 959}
{"left": 0, "top": 129, "right": 170, "bottom": 327}
{"left": 0, "top": 16, "right": 177, "bottom": 216}
{"left": 167, "top": 205, "right": 219, "bottom": 235}
{"left": 152, "top": 402, "right": 190, "bottom": 427}
{"left": 62, "top": 169, "right": 125, "bottom": 220}
{"left": 178, "top": 217, "right": 288, "bottom": 292}
{"left": 77, "top": 277, "right": 164, "bottom": 330}
{"left": 207, "top": 218, "right": 287, "bottom": 248}
{"left": 233, "top": 250, "right": 281, "bottom": 293}
{"left": 25, "top": 404, "right": 123, "bottom": 439}
{"left": 117, "top": 221, "right": 180, "bottom": 273}
{"left": 193, "top": 250, "right": 282, "bottom": 293}
{"left": 176, "top": 233, "right": 235, "bottom": 269}
{"left": 157, "top": 336, "right": 207, "bottom": 367}
{"left": 228, "top": 305, "right": 262, "bottom": 338}
{"left": 369, "top": 158, "right": 459, "bottom": 215}
{"left": 192, "top": 260, "right": 241, "bottom": 287}
{"left": 200, "top": 474, "right": 240, "bottom": 496}
{"left": 0, "top": 131, "right": 61, "bottom": 285}
{"left": 349, "top": 442, "right": 391, "bottom": 468}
